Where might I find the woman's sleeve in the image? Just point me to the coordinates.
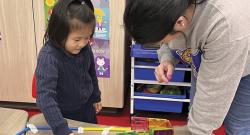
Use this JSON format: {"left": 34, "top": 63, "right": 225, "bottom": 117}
{"left": 187, "top": 16, "right": 249, "bottom": 135}
{"left": 157, "top": 44, "right": 179, "bottom": 64}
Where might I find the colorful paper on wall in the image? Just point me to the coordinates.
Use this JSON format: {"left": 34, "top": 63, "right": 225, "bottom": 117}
{"left": 92, "top": 0, "right": 110, "bottom": 40}
{"left": 44, "top": 0, "right": 57, "bottom": 26}
{"left": 44, "top": 0, "right": 111, "bottom": 78}
{"left": 92, "top": 0, "right": 110, "bottom": 78}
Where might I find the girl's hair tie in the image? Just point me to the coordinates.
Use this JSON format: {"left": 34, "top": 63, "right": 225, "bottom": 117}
{"left": 81, "top": 0, "right": 85, "bottom": 5}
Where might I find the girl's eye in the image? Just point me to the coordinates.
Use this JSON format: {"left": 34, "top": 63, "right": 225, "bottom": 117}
{"left": 75, "top": 39, "right": 80, "bottom": 42}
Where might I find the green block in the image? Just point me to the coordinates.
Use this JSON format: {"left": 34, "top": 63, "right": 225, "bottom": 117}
{"left": 116, "top": 132, "right": 138, "bottom": 135}
{"left": 150, "top": 128, "right": 174, "bottom": 135}
{"left": 137, "top": 132, "right": 150, "bottom": 135}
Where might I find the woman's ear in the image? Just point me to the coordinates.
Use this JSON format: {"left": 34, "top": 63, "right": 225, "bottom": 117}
{"left": 173, "top": 16, "right": 189, "bottom": 32}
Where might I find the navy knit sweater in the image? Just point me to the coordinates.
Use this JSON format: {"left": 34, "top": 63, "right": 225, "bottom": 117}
{"left": 35, "top": 42, "right": 101, "bottom": 135}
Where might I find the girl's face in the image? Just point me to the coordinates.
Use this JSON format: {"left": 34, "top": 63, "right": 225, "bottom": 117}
{"left": 65, "top": 24, "right": 93, "bottom": 55}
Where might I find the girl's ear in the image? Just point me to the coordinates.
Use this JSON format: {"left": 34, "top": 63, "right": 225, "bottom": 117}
{"left": 173, "top": 16, "right": 189, "bottom": 32}
{"left": 89, "top": 38, "right": 94, "bottom": 46}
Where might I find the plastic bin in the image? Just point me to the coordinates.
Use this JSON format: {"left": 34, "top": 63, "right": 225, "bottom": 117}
{"left": 131, "top": 43, "right": 158, "bottom": 59}
{"left": 134, "top": 91, "right": 186, "bottom": 113}
{"left": 134, "top": 61, "right": 186, "bottom": 82}
{"left": 131, "top": 44, "right": 186, "bottom": 82}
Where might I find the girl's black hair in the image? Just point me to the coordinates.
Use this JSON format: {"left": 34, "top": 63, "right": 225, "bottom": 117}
{"left": 44, "top": 0, "right": 96, "bottom": 48}
{"left": 124, "top": 0, "right": 206, "bottom": 44}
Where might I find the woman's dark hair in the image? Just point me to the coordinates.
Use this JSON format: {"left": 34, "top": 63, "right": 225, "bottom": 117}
{"left": 124, "top": 0, "right": 206, "bottom": 44}
{"left": 44, "top": 0, "right": 96, "bottom": 48}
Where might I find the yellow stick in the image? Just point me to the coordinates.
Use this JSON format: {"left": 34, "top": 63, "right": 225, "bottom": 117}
{"left": 79, "top": 127, "right": 132, "bottom": 132}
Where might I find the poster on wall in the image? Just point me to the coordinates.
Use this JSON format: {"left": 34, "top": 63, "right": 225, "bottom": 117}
{"left": 92, "top": 0, "right": 110, "bottom": 78}
{"left": 44, "top": 0, "right": 110, "bottom": 78}
{"left": 92, "top": 0, "right": 110, "bottom": 40}
{"left": 91, "top": 39, "right": 110, "bottom": 77}
{"left": 44, "top": 0, "right": 57, "bottom": 26}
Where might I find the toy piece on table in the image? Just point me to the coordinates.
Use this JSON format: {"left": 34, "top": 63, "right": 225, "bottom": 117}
{"left": 16, "top": 125, "right": 132, "bottom": 135}
{"left": 137, "top": 131, "right": 150, "bottom": 135}
{"left": 79, "top": 127, "right": 131, "bottom": 132}
{"left": 116, "top": 131, "right": 151, "bottom": 135}
{"left": 131, "top": 117, "right": 149, "bottom": 131}
{"left": 148, "top": 118, "right": 172, "bottom": 129}
{"left": 116, "top": 131, "right": 138, "bottom": 135}
{"left": 150, "top": 128, "right": 174, "bottom": 135}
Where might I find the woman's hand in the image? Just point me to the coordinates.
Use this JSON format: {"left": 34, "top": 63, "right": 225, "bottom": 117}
{"left": 155, "top": 60, "right": 175, "bottom": 83}
{"left": 93, "top": 102, "right": 102, "bottom": 114}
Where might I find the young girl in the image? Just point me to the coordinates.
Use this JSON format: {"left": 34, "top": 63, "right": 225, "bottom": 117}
{"left": 36, "top": 0, "right": 102, "bottom": 135}
{"left": 124, "top": 0, "right": 250, "bottom": 135}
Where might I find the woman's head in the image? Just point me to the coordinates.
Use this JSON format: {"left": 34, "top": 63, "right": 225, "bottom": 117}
{"left": 44, "top": 0, "right": 96, "bottom": 51}
{"left": 124, "top": 0, "right": 197, "bottom": 45}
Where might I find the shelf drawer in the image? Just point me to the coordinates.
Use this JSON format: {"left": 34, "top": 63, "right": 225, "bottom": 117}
{"left": 131, "top": 43, "right": 158, "bottom": 59}
{"left": 134, "top": 63, "right": 186, "bottom": 82}
{"left": 134, "top": 92, "right": 186, "bottom": 113}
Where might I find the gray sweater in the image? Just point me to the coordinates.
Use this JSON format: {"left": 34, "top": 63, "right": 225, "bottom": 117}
{"left": 36, "top": 42, "right": 101, "bottom": 135}
{"left": 158, "top": 0, "right": 250, "bottom": 134}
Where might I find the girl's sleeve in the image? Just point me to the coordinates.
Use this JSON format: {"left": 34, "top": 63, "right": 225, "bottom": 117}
{"left": 88, "top": 46, "right": 101, "bottom": 103}
{"left": 35, "top": 52, "right": 72, "bottom": 135}
{"left": 187, "top": 16, "right": 249, "bottom": 134}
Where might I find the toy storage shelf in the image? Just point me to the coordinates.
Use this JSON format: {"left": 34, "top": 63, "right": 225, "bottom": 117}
{"left": 130, "top": 43, "right": 191, "bottom": 114}
{"left": 133, "top": 80, "right": 191, "bottom": 87}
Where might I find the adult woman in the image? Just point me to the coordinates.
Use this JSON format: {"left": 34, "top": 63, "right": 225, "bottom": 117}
{"left": 124, "top": 0, "right": 250, "bottom": 134}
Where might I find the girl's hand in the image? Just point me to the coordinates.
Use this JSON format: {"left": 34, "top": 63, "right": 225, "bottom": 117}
{"left": 93, "top": 102, "right": 102, "bottom": 114}
{"left": 69, "top": 133, "right": 74, "bottom": 135}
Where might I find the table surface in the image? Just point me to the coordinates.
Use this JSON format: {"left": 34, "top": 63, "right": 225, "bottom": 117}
{"left": 0, "top": 107, "right": 28, "bottom": 135}
{"left": 26, "top": 113, "right": 191, "bottom": 135}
